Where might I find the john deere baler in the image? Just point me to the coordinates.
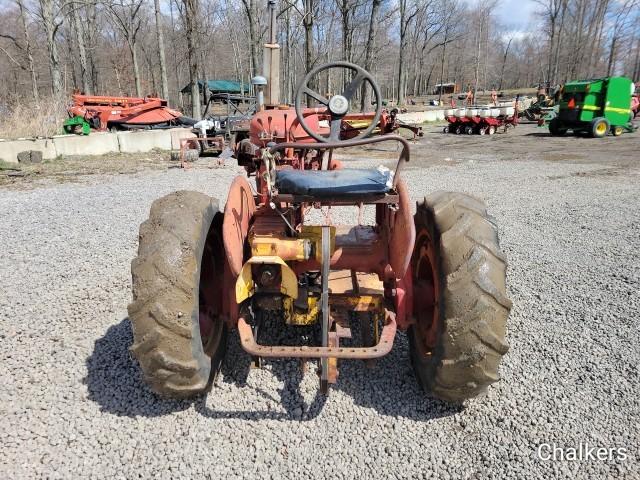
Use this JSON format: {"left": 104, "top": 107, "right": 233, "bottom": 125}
{"left": 549, "top": 76, "right": 635, "bottom": 138}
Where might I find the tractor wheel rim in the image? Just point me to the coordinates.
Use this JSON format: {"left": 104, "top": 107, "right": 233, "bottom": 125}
{"left": 198, "top": 224, "right": 225, "bottom": 356}
{"left": 596, "top": 123, "right": 606, "bottom": 134}
{"left": 413, "top": 228, "right": 441, "bottom": 353}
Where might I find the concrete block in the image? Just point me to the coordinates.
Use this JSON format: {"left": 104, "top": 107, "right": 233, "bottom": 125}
{"left": 53, "top": 133, "right": 119, "bottom": 156}
{"left": 17, "top": 150, "right": 43, "bottom": 163}
{"left": 0, "top": 138, "right": 57, "bottom": 164}
{"left": 117, "top": 130, "right": 172, "bottom": 153}
{"left": 169, "top": 128, "right": 197, "bottom": 150}
{"left": 397, "top": 110, "right": 445, "bottom": 124}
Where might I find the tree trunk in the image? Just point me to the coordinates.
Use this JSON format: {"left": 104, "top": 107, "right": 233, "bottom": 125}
{"left": 361, "top": 0, "right": 381, "bottom": 111}
{"left": 303, "top": 0, "right": 314, "bottom": 74}
{"left": 437, "top": 30, "right": 447, "bottom": 104}
{"left": 183, "top": 0, "right": 200, "bottom": 118}
{"left": 569, "top": 0, "right": 586, "bottom": 78}
{"left": 40, "top": 0, "right": 62, "bottom": 96}
{"left": 547, "top": 17, "right": 556, "bottom": 83}
{"left": 241, "top": 0, "right": 259, "bottom": 77}
{"left": 633, "top": 35, "right": 640, "bottom": 80}
{"left": 473, "top": 14, "right": 483, "bottom": 101}
{"left": 303, "top": 0, "right": 314, "bottom": 104}
{"left": 585, "top": 1, "right": 608, "bottom": 76}
{"left": 128, "top": 40, "right": 142, "bottom": 96}
{"left": 85, "top": 1, "right": 99, "bottom": 93}
{"left": 170, "top": 0, "right": 181, "bottom": 105}
{"left": 284, "top": 5, "right": 291, "bottom": 102}
{"left": 552, "top": 0, "right": 567, "bottom": 83}
{"left": 397, "top": 0, "right": 407, "bottom": 105}
{"left": 17, "top": 0, "right": 39, "bottom": 101}
{"left": 154, "top": 0, "right": 169, "bottom": 100}
{"left": 65, "top": 22, "right": 79, "bottom": 90}
{"left": 498, "top": 37, "right": 512, "bottom": 91}
{"left": 607, "top": 35, "right": 617, "bottom": 76}
{"left": 71, "top": 1, "right": 91, "bottom": 94}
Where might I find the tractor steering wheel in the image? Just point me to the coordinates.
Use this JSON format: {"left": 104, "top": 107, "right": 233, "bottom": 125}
{"left": 294, "top": 61, "right": 383, "bottom": 143}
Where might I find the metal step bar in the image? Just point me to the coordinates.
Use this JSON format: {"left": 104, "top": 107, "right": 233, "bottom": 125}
{"left": 237, "top": 312, "right": 396, "bottom": 359}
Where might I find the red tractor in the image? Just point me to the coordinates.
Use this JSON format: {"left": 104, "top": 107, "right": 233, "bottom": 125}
{"left": 128, "top": 62, "right": 511, "bottom": 402}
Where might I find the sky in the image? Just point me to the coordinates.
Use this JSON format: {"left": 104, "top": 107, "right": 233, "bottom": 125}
{"left": 493, "top": 0, "right": 540, "bottom": 32}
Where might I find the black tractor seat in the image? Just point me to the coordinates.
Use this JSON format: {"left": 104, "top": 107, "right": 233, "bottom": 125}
{"left": 275, "top": 168, "right": 392, "bottom": 199}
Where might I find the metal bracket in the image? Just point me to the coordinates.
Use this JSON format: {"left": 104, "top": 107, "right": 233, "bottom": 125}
{"left": 320, "top": 225, "right": 331, "bottom": 387}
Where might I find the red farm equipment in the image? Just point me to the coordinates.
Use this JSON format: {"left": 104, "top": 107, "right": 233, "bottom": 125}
{"left": 127, "top": 60, "right": 512, "bottom": 403}
{"left": 67, "top": 94, "right": 195, "bottom": 131}
{"left": 444, "top": 106, "right": 518, "bottom": 135}
{"left": 127, "top": 2, "right": 510, "bottom": 403}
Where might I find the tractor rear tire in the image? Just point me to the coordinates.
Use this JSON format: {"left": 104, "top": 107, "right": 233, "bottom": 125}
{"left": 590, "top": 117, "right": 609, "bottom": 138}
{"left": 408, "top": 192, "right": 512, "bottom": 403}
{"left": 128, "top": 191, "right": 228, "bottom": 398}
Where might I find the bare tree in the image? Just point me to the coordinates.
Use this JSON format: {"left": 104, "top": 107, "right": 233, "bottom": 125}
{"left": 0, "top": 0, "right": 40, "bottom": 100}
{"left": 38, "top": 0, "right": 64, "bottom": 95}
{"left": 335, "top": 0, "right": 365, "bottom": 65}
{"left": 361, "top": 0, "right": 382, "bottom": 110}
{"left": 240, "top": 0, "right": 260, "bottom": 77}
{"left": 498, "top": 36, "right": 512, "bottom": 91}
{"left": 302, "top": 0, "right": 314, "bottom": 76}
{"left": 105, "top": 0, "right": 145, "bottom": 96}
{"left": 606, "top": 0, "right": 638, "bottom": 76}
{"left": 397, "top": 0, "right": 419, "bottom": 104}
{"left": 535, "top": 0, "right": 568, "bottom": 84}
{"left": 70, "top": 0, "right": 91, "bottom": 93}
{"left": 183, "top": 0, "right": 200, "bottom": 118}
{"left": 153, "top": 0, "right": 170, "bottom": 99}
{"left": 436, "top": 1, "right": 460, "bottom": 103}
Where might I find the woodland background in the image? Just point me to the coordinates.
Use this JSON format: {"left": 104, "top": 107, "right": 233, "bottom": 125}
{"left": 0, "top": 0, "right": 638, "bottom": 129}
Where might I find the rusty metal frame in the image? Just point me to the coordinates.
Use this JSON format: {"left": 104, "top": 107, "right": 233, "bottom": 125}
{"left": 237, "top": 311, "right": 396, "bottom": 359}
{"left": 272, "top": 193, "right": 398, "bottom": 205}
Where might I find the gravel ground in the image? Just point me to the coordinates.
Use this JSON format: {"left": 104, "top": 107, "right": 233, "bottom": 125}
{"left": 1, "top": 124, "right": 639, "bottom": 479}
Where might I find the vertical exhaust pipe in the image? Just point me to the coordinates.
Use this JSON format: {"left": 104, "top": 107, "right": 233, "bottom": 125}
{"left": 262, "top": 0, "right": 280, "bottom": 106}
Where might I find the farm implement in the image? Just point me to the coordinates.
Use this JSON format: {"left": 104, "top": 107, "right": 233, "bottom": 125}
{"left": 443, "top": 106, "right": 517, "bottom": 135}
{"left": 549, "top": 76, "right": 636, "bottom": 137}
{"left": 67, "top": 94, "right": 195, "bottom": 131}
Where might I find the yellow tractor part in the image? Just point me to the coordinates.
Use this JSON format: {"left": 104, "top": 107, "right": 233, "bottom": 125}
{"left": 299, "top": 225, "right": 336, "bottom": 262}
{"left": 235, "top": 255, "right": 299, "bottom": 303}
{"left": 283, "top": 295, "right": 320, "bottom": 325}
{"left": 249, "top": 226, "right": 335, "bottom": 263}
{"left": 250, "top": 234, "right": 311, "bottom": 261}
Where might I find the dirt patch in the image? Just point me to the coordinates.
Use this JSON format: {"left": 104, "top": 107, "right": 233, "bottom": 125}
{"left": 0, "top": 151, "right": 178, "bottom": 190}
{"left": 1, "top": 122, "right": 638, "bottom": 190}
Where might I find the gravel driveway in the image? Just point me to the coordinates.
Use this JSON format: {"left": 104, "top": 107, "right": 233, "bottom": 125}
{"left": 1, "top": 125, "right": 639, "bottom": 479}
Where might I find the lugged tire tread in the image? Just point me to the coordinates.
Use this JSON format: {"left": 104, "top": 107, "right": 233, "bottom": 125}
{"left": 127, "top": 190, "right": 226, "bottom": 398}
{"left": 409, "top": 191, "right": 512, "bottom": 403}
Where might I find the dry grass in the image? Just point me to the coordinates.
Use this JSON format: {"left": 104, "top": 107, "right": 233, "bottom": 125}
{"left": 0, "top": 95, "right": 68, "bottom": 140}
